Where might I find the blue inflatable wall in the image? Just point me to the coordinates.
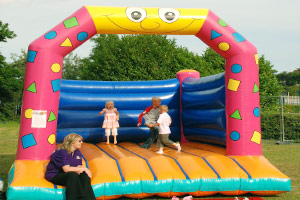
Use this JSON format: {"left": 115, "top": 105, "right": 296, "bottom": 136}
{"left": 181, "top": 72, "right": 226, "bottom": 145}
{"left": 57, "top": 72, "right": 226, "bottom": 145}
{"left": 57, "top": 79, "right": 181, "bottom": 143}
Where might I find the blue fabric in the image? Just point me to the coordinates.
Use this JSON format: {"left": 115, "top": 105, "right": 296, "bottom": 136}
{"left": 44, "top": 31, "right": 57, "bottom": 39}
{"left": 21, "top": 133, "right": 37, "bottom": 149}
{"left": 182, "top": 73, "right": 226, "bottom": 145}
{"left": 77, "top": 32, "right": 88, "bottom": 41}
{"left": 27, "top": 50, "right": 37, "bottom": 63}
{"left": 57, "top": 78, "right": 181, "bottom": 143}
{"left": 51, "top": 79, "right": 61, "bottom": 93}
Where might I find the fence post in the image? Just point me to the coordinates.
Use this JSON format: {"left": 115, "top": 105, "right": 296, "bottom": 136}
{"left": 280, "top": 96, "right": 285, "bottom": 143}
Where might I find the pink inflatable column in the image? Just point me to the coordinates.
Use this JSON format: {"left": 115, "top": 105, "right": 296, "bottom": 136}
{"left": 176, "top": 70, "right": 200, "bottom": 143}
{"left": 16, "top": 7, "right": 97, "bottom": 160}
{"left": 195, "top": 11, "right": 262, "bottom": 155}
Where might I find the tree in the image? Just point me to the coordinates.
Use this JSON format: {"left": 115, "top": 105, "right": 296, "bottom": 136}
{"left": 258, "top": 55, "right": 282, "bottom": 110}
{"left": 9, "top": 50, "right": 27, "bottom": 113}
{"left": 0, "top": 21, "right": 17, "bottom": 121}
{"left": 0, "top": 21, "right": 16, "bottom": 43}
{"left": 63, "top": 52, "right": 81, "bottom": 80}
{"left": 79, "top": 34, "right": 220, "bottom": 81}
{"left": 0, "top": 51, "right": 25, "bottom": 121}
{"left": 200, "top": 48, "right": 224, "bottom": 76}
{"left": 277, "top": 68, "right": 300, "bottom": 87}
{"left": 276, "top": 68, "right": 300, "bottom": 96}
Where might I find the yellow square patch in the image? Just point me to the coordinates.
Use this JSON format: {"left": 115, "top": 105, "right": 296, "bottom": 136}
{"left": 227, "top": 79, "right": 241, "bottom": 92}
{"left": 251, "top": 131, "right": 261, "bottom": 144}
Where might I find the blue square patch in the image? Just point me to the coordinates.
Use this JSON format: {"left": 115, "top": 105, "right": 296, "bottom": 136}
{"left": 21, "top": 133, "right": 37, "bottom": 149}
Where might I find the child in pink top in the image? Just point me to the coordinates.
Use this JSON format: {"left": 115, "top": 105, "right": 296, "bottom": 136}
{"left": 99, "top": 101, "right": 120, "bottom": 144}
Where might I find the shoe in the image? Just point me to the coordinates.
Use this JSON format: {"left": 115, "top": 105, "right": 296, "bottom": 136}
{"left": 156, "top": 150, "right": 164, "bottom": 154}
{"left": 172, "top": 196, "right": 180, "bottom": 200}
{"left": 183, "top": 195, "right": 193, "bottom": 200}
{"left": 141, "top": 144, "right": 149, "bottom": 149}
{"left": 176, "top": 143, "right": 181, "bottom": 152}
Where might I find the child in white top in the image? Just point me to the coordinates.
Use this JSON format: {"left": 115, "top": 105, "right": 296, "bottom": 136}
{"left": 99, "top": 101, "right": 119, "bottom": 144}
{"left": 149, "top": 105, "right": 181, "bottom": 154}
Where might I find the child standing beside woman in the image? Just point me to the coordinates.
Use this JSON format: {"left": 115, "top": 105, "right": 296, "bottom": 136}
{"left": 99, "top": 101, "right": 119, "bottom": 144}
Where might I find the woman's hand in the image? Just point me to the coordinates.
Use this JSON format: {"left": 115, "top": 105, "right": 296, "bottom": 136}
{"left": 84, "top": 168, "right": 92, "bottom": 178}
{"left": 76, "top": 167, "right": 86, "bottom": 175}
{"left": 137, "top": 123, "right": 141, "bottom": 127}
{"left": 76, "top": 167, "right": 92, "bottom": 178}
{"left": 63, "top": 165, "right": 91, "bottom": 178}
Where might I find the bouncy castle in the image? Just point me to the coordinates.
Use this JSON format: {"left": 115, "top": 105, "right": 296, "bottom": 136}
{"left": 7, "top": 6, "right": 291, "bottom": 199}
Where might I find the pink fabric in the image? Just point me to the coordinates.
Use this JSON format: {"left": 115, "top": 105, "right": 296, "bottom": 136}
{"left": 196, "top": 11, "right": 261, "bottom": 156}
{"left": 102, "top": 108, "right": 119, "bottom": 128}
{"left": 16, "top": 6, "right": 97, "bottom": 160}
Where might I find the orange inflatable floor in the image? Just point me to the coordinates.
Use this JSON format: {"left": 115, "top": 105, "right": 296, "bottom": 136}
{"left": 7, "top": 142, "right": 291, "bottom": 200}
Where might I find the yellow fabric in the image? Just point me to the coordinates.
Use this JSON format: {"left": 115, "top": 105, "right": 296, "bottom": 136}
{"left": 85, "top": 6, "right": 209, "bottom": 35}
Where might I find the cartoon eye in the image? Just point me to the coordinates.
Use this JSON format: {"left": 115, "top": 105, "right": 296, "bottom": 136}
{"left": 126, "top": 7, "right": 147, "bottom": 23}
{"left": 159, "top": 8, "right": 180, "bottom": 23}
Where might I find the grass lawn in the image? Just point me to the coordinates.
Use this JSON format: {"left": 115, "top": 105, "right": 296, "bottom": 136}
{"left": 0, "top": 122, "right": 299, "bottom": 199}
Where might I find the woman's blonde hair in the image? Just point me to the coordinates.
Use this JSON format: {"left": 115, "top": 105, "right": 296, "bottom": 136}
{"left": 105, "top": 101, "right": 114, "bottom": 109}
{"left": 160, "top": 105, "right": 168, "bottom": 112}
{"left": 58, "top": 133, "right": 83, "bottom": 154}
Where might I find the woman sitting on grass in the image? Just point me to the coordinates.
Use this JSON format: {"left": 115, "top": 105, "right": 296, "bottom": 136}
{"left": 45, "top": 133, "right": 95, "bottom": 200}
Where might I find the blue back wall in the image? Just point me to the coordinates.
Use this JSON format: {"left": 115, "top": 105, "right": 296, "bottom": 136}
{"left": 57, "top": 72, "right": 226, "bottom": 145}
{"left": 57, "top": 79, "right": 181, "bottom": 143}
{"left": 181, "top": 72, "right": 226, "bottom": 145}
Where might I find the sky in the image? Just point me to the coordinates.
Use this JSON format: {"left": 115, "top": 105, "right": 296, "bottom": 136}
{"left": 0, "top": 0, "right": 299, "bottom": 73}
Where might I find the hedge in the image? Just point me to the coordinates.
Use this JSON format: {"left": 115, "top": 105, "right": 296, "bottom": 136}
{"left": 261, "top": 111, "right": 300, "bottom": 140}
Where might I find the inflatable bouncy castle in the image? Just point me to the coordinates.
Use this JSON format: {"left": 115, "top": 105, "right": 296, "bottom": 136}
{"left": 7, "top": 6, "right": 290, "bottom": 199}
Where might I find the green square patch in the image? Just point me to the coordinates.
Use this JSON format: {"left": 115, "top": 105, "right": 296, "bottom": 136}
{"left": 64, "top": 17, "right": 79, "bottom": 29}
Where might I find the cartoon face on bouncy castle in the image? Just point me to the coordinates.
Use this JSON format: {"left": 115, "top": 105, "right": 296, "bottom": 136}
{"left": 18, "top": 6, "right": 261, "bottom": 160}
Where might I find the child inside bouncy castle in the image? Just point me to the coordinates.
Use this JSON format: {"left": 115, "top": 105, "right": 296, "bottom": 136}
{"left": 148, "top": 105, "right": 181, "bottom": 154}
{"left": 99, "top": 101, "right": 120, "bottom": 144}
{"left": 137, "top": 97, "right": 161, "bottom": 149}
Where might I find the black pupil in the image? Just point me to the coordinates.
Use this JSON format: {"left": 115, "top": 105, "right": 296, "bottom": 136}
{"left": 131, "top": 11, "right": 142, "bottom": 20}
{"left": 165, "top": 12, "right": 175, "bottom": 21}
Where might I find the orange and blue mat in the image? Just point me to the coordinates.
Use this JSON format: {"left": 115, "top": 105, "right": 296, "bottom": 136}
{"left": 7, "top": 142, "right": 290, "bottom": 199}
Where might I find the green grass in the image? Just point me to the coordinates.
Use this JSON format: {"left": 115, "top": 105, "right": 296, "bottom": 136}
{"left": 0, "top": 121, "right": 18, "bottom": 192}
{"left": 0, "top": 122, "right": 299, "bottom": 199}
{"left": 262, "top": 140, "right": 300, "bottom": 199}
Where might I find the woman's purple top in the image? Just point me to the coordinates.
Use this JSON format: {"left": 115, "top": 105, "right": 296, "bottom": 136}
{"left": 45, "top": 149, "right": 83, "bottom": 181}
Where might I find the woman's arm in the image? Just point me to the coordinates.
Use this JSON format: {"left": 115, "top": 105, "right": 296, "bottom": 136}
{"left": 62, "top": 165, "right": 92, "bottom": 178}
{"left": 62, "top": 165, "right": 85, "bottom": 173}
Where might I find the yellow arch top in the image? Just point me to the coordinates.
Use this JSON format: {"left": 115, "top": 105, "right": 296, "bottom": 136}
{"left": 85, "top": 6, "right": 209, "bottom": 35}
